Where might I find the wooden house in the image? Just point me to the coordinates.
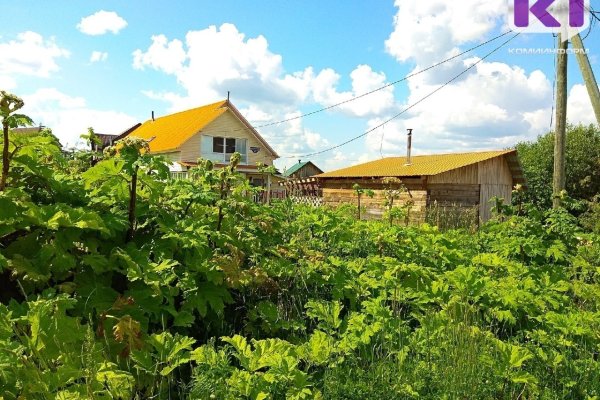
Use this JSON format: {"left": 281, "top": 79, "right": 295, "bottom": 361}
{"left": 125, "top": 99, "right": 280, "bottom": 186}
{"left": 316, "top": 150, "right": 525, "bottom": 222}
{"left": 284, "top": 161, "right": 323, "bottom": 179}
{"left": 91, "top": 126, "right": 140, "bottom": 152}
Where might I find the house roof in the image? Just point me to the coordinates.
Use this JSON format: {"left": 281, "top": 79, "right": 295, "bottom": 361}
{"left": 284, "top": 160, "right": 323, "bottom": 177}
{"left": 317, "top": 149, "right": 521, "bottom": 179}
{"left": 126, "top": 100, "right": 278, "bottom": 157}
{"left": 284, "top": 161, "right": 308, "bottom": 177}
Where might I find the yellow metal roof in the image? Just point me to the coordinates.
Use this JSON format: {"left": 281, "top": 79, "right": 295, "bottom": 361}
{"left": 128, "top": 100, "right": 228, "bottom": 153}
{"left": 317, "top": 150, "right": 516, "bottom": 178}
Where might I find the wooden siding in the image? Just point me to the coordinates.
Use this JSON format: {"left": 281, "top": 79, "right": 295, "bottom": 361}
{"left": 163, "top": 152, "right": 181, "bottom": 162}
{"left": 290, "top": 163, "right": 323, "bottom": 179}
{"left": 178, "top": 110, "right": 276, "bottom": 166}
{"left": 320, "top": 178, "right": 427, "bottom": 223}
{"left": 320, "top": 177, "right": 426, "bottom": 191}
{"left": 477, "top": 156, "right": 514, "bottom": 221}
{"left": 323, "top": 188, "right": 427, "bottom": 223}
{"left": 428, "top": 163, "right": 478, "bottom": 184}
{"left": 319, "top": 154, "right": 517, "bottom": 224}
{"left": 427, "top": 184, "right": 480, "bottom": 206}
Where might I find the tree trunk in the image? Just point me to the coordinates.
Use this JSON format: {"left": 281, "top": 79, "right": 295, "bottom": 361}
{"left": 0, "top": 121, "right": 9, "bottom": 191}
{"left": 126, "top": 166, "right": 139, "bottom": 242}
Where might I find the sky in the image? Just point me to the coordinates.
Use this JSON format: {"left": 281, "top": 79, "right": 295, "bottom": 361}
{"left": 1, "top": 0, "right": 599, "bottom": 172}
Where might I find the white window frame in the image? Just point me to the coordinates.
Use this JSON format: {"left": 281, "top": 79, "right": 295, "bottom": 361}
{"left": 201, "top": 135, "right": 248, "bottom": 164}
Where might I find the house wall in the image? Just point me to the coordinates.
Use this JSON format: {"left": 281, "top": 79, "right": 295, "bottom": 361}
{"left": 321, "top": 178, "right": 427, "bottom": 223}
{"left": 319, "top": 155, "right": 515, "bottom": 224}
{"left": 291, "top": 163, "right": 323, "bottom": 179}
{"left": 178, "top": 110, "right": 276, "bottom": 166}
{"left": 162, "top": 152, "right": 181, "bottom": 162}
{"left": 478, "top": 156, "right": 513, "bottom": 221}
{"left": 426, "top": 156, "right": 514, "bottom": 222}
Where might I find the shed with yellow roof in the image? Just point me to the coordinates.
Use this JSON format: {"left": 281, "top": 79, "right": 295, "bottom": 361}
{"left": 316, "top": 150, "right": 525, "bottom": 223}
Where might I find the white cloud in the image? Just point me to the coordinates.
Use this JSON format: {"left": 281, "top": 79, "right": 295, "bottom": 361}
{"left": 312, "top": 65, "right": 395, "bottom": 118}
{"left": 21, "top": 88, "right": 138, "bottom": 148}
{"left": 385, "top": 0, "right": 503, "bottom": 65}
{"left": 90, "top": 51, "right": 108, "bottom": 63}
{"left": 77, "top": 10, "right": 128, "bottom": 36}
{"left": 132, "top": 23, "right": 393, "bottom": 120}
{"left": 0, "top": 31, "right": 69, "bottom": 85}
{"left": 567, "top": 84, "right": 598, "bottom": 126}
{"left": 133, "top": 23, "right": 308, "bottom": 111}
{"left": 263, "top": 111, "right": 329, "bottom": 157}
{"left": 133, "top": 35, "right": 186, "bottom": 74}
{"left": 362, "top": 57, "right": 554, "bottom": 156}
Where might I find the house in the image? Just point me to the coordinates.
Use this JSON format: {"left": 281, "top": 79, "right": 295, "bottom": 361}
{"left": 284, "top": 160, "right": 323, "bottom": 179}
{"left": 316, "top": 150, "right": 525, "bottom": 223}
{"left": 91, "top": 124, "right": 141, "bottom": 152}
{"left": 125, "top": 99, "right": 282, "bottom": 197}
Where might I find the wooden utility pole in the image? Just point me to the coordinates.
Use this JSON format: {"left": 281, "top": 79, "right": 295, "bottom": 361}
{"left": 553, "top": 34, "right": 568, "bottom": 208}
{"left": 571, "top": 33, "right": 600, "bottom": 126}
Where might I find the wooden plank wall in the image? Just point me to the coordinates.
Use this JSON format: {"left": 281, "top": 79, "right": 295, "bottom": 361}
{"left": 427, "top": 184, "right": 480, "bottom": 206}
{"left": 428, "top": 163, "right": 478, "bottom": 184}
{"left": 321, "top": 178, "right": 427, "bottom": 223}
{"left": 292, "top": 163, "right": 323, "bottom": 179}
{"left": 478, "top": 156, "right": 513, "bottom": 221}
{"left": 178, "top": 110, "right": 276, "bottom": 166}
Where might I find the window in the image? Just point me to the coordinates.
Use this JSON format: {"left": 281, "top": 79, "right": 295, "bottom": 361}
{"left": 202, "top": 136, "right": 247, "bottom": 163}
{"left": 170, "top": 171, "right": 189, "bottom": 180}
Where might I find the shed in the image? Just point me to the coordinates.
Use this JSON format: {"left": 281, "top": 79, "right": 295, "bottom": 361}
{"left": 316, "top": 150, "right": 525, "bottom": 223}
{"left": 284, "top": 161, "right": 324, "bottom": 179}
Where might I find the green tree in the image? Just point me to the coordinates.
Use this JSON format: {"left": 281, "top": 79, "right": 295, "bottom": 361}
{"left": 516, "top": 124, "right": 600, "bottom": 208}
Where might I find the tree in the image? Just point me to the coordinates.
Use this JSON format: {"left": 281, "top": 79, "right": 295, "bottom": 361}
{"left": 516, "top": 124, "right": 600, "bottom": 209}
{"left": 0, "top": 91, "right": 33, "bottom": 191}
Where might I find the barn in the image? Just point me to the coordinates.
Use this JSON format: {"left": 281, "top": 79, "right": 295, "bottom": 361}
{"left": 316, "top": 150, "right": 525, "bottom": 223}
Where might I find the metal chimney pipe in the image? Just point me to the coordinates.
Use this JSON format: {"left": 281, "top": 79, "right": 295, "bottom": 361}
{"left": 405, "top": 129, "right": 413, "bottom": 165}
{"left": 151, "top": 111, "right": 155, "bottom": 121}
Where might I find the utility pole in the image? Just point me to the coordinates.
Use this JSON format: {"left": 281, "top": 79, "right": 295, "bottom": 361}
{"left": 553, "top": 34, "right": 568, "bottom": 208}
{"left": 571, "top": 33, "right": 600, "bottom": 126}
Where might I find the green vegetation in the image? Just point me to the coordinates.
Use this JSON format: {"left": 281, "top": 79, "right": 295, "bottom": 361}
{"left": 1, "top": 103, "right": 600, "bottom": 398}
{"left": 516, "top": 124, "right": 600, "bottom": 209}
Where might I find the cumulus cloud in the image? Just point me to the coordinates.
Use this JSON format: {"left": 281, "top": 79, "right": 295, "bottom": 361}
{"left": 21, "top": 88, "right": 138, "bottom": 148}
{"left": 133, "top": 35, "right": 186, "bottom": 74}
{"left": 385, "top": 0, "right": 503, "bottom": 64}
{"left": 90, "top": 51, "right": 108, "bottom": 63}
{"left": 77, "top": 11, "right": 128, "bottom": 36}
{"left": 0, "top": 31, "right": 69, "bottom": 87}
{"left": 259, "top": 110, "right": 329, "bottom": 160}
{"left": 362, "top": 57, "right": 554, "bottom": 156}
{"left": 567, "top": 84, "right": 599, "bottom": 126}
{"left": 312, "top": 65, "right": 395, "bottom": 118}
{"left": 132, "top": 23, "right": 394, "bottom": 120}
{"left": 133, "top": 24, "right": 310, "bottom": 111}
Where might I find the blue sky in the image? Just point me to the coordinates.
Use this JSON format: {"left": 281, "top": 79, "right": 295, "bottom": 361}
{"left": 1, "top": 0, "right": 599, "bottom": 171}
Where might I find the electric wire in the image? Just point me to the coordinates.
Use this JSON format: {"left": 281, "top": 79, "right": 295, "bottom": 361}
{"left": 283, "top": 31, "right": 521, "bottom": 159}
{"left": 197, "top": 30, "right": 514, "bottom": 138}
{"left": 253, "top": 30, "right": 514, "bottom": 130}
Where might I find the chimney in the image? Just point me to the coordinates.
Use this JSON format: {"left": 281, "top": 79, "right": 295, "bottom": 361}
{"left": 405, "top": 129, "right": 413, "bottom": 165}
{"left": 151, "top": 111, "right": 155, "bottom": 121}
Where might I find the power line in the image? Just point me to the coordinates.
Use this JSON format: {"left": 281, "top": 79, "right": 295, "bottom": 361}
{"left": 253, "top": 30, "right": 514, "bottom": 130}
{"left": 283, "top": 32, "right": 521, "bottom": 159}
{"left": 202, "top": 30, "right": 514, "bottom": 140}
